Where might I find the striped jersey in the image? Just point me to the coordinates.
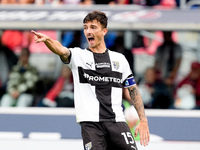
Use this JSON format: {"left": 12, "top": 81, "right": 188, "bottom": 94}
{"left": 64, "top": 47, "right": 134, "bottom": 123}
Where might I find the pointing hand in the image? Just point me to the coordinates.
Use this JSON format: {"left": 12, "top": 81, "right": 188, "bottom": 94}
{"left": 31, "top": 30, "right": 49, "bottom": 43}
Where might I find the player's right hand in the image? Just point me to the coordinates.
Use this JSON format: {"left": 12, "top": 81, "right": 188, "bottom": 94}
{"left": 31, "top": 30, "right": 49, "bottom": 43}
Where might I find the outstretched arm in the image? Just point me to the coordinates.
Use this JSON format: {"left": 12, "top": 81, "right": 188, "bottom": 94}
{"left": 128, "top": 85, "right": 150, "bottom": 147}
{"left": 31, "top": 30, "right": 71, "bottom": 63}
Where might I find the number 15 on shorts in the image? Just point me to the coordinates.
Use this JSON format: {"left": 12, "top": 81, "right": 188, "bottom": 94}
{"left": 121, "top": 132, "right": 136, "bottom": 149}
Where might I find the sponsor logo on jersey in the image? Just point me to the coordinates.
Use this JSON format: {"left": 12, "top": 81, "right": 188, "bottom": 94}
{"left": 95, "top": 62, "right": 110, "bottom": 68}
{"left": 83, "top": 72, "right": 123, "bottom": 84}
{"left": 78, "top": 67, "right": 123, "bottom": 87}
{"left": 112, "top": 61, "right": 119, "bottom": 70}
{"left": 85, "top": 142, "right": 92, "bottom": 150}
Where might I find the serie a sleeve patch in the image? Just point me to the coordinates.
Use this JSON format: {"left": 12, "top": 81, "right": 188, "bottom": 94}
{"left": 124, "top": 76, "right": 136, "bottom": 88}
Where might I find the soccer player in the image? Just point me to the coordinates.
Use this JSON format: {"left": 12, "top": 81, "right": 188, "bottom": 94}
{"left": 31, "top": 10, "right": 149, "bottom": 150}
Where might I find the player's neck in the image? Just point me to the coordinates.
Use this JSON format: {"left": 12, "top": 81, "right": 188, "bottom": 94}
{"left": 89, "top": 42, "right": 107, "bottom": 53}
{"left": 89, "top": 43, "right": 106, "bottom": 54}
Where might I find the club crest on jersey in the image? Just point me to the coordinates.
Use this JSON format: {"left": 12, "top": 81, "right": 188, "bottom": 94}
{"left": 112, "top": 61, "right": 119, "bottom": 70}
{"left": 85, "top": 142, "right": 92, "bottom": 150}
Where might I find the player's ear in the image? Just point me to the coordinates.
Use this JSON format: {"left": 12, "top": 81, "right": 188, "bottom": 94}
{"left": 102, "top": 28, "right": 108, "bottom": 36}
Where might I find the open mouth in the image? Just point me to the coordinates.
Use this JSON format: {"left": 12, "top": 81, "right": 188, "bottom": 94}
{"left": 88, "top": 37, "right": 94, "bottom": 41}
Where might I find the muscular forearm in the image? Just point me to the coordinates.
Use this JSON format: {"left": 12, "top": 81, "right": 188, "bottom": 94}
{"left": 44, "top": 37, "right": 70, "bottom": 62}
{"left": 44, "top": 38, "right": 63, "bottom": 55}
{"left": 128, "top": 85, "right": 147, "bottom": 122}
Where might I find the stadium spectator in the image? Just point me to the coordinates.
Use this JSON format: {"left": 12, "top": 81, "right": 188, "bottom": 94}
{"left": 0, "top": 0, "right": 17, "bottom": 4}
{"left": 0, "top": 31, "right": 18, "bottom": 99}
{"left": 174, "top": 61, "right": 200, "bottom": 109}
{"left": 146, "top": 0, "right": 176, "bottom": 8}
{"left": 117, "top": 0, "right": 176, "bottom": 8}
{"left": 1, "top": 0, "right": 41, "bottom": 53}
{"left": 1, "top": 30, "right": 33, "bottom": 54}
{"left": 196, "top": 76, "right": 200, "bottom": 109}
{"left": 145, "top": 0, "right": 160, "bottom": 6}
{"left": 0, "top": 0, "right": 35, "bottom": 53}
{"left": 138, "top": 67, "right": 173, "bottom": 108}
{"left": 0, "top": 48, "right": 39, "bottom": 107}
{"left": 175, "top": 0, "right": 200, "bottom": 8}
{"left": 154, "top": 31, "right": 182, "bottom": 95}
{"left": 40, "top": 65, "right": 74, "bottom": 107}
{"left": 62, "top": 30, "right": 82, "bottom": 49}
{"left": 117, "top": 0, "right": 145, "bottom": 5}
{"left": 1, "top": 30, "right": 24, "bottom": 53}
{"left": 19, "top": 0, "right": 35, "bottom": 4}
{"left": 60, "top": 0, "right": 81, "bottom": 5}
{"left": 109, "top": 35, "right": 135, "bottom": 75}
{"left": 80, "top": 0, "right": 116, "bottom": 5}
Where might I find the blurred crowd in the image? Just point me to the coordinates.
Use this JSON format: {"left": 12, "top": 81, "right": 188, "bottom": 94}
{"left": 0, "top": 0, "right": 200, "bottom": 110}
{"left": 0, "top": 0, "right": 199, "bottom": 8}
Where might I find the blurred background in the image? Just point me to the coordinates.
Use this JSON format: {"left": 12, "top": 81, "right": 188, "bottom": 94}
{"left": 0, "top": 0, "right": 200, "bottom": 149}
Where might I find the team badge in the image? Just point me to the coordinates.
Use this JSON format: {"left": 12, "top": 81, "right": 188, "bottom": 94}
{"left": 112, "top": 61, "right": 119, "bottom": 70}
{"left": 85, "top": 142, "right": 92, "bottom": 150}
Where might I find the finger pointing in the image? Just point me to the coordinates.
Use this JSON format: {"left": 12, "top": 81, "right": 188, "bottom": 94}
{"left": 31, "top": 30, "right": 39, "bottom": 36}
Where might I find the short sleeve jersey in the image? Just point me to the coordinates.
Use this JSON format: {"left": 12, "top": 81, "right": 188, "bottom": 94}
{"left": 64, "top": 48, "right": 134, "bottom": 123}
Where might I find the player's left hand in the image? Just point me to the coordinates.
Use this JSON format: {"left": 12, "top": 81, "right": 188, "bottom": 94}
{"left": 135, "top": 120, "right": 150, "bottom": 147}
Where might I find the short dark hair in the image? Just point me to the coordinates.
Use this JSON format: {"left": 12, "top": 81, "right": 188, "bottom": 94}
{"left": 83, "top": 11, "right": 108, "bottom": 28}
